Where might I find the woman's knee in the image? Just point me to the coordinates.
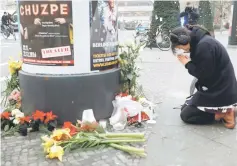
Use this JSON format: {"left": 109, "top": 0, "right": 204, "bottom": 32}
{"left": 180, "top": 110, "right": 190, "bottom": 123}
{"left": 180, "top": 105, "right": 196, "bottom": 123}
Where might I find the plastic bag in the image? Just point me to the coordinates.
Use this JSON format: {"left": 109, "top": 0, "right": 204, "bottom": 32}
{"left": 139, "top": 98, "right": 156, "bottom": 124}
{"left": 116, "top": 97, "right": 143, "bottom": 117}
{"left": 82, "top": 109, "right": 96, "bottom": 123}
{"left": 109, "top": 107, "right": 127, "bottom": 131}
{"left": 109, "top": 97, "right": 143, "bottom": 130}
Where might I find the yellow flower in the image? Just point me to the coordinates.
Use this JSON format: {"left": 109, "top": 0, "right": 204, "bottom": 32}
{"left": 46, "top": 145, "right": 64, "bottom": 162}
{"left": 50, "top": 129, "right": 71, "bottom": 141}
{"left": 41, "top": 135, "right": 55, "bottom": 153}
{"left": 123, "top": 60, "right": 128, "bottom": 65}
{"left": 118, "top": 59, "right": 123, "bottom": 64}
{"left": 8, "top": 58, "right": 22, "bottom": 75}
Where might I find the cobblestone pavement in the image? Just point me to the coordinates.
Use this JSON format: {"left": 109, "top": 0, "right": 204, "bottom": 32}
{"left": 1, "top": 31, "right": 236, "bottom": 166}
{"left": 1, "top": 127, "right": 152, "bottom": 166}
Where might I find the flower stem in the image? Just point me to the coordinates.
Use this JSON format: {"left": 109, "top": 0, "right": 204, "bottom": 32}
{"left": 100, "top": 133, "right": 145, "bottom": 139}
{"left": 101, "top": 139, "right": 145, "bottom": 144}
{"left": 109, "top": 143, "right": 146, "bottom": 157}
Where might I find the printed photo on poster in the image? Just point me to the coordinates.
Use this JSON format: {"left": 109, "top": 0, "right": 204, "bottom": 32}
{"left": 90, "top": 0, "right": 118, "bottom": 71}
{"left": 19, "top": 0, "right": 74, "bottom": 66}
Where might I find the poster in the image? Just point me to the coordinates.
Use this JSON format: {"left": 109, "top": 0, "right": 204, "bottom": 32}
{"left": 18, "top": 0, "right": 74, "bottom": 66}
{"left": 90, "top": 0, "right": 119, "bottom": 71}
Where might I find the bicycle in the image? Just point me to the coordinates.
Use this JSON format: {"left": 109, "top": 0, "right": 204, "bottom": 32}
{"left": 1, "top": 24, "right": 16, "bottom": 40}
{"left": 134, "top": 22, "right": 171, "bottom": 51}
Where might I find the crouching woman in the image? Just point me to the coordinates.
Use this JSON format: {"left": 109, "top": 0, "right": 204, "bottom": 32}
{"left": 170, "top": 25, "right": 237, "bottom": 129}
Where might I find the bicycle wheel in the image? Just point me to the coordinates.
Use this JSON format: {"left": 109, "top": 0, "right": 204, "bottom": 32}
{"left": 156, "top": 34, "right": 171, "bottom": 51}
{"left": 2, "top": 30, "right": 10, "bottom": 39}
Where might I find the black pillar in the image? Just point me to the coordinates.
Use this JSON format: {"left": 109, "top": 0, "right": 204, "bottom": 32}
{"left": 228, "top": 1, "right": 237, "bottom": 45}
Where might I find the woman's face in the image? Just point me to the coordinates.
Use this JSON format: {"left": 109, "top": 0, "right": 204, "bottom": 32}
{"left": 175, "top": 43, "right": 190, "bottom": 52}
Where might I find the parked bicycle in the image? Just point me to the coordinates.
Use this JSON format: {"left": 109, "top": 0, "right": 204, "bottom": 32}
{"left": 1, "top": 24, "right": 16, "bottom": 40}
{"left": 134, "top": 22, "right": 171, "bottom": 51}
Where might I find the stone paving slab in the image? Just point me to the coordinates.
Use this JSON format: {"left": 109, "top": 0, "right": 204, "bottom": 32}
{"left": 139, "top": 54, "right": 237, "bottom": 166}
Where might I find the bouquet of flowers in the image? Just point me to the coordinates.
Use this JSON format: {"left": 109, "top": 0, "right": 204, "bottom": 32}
{"left": 0, "top": 110, "right": 57, "bottom": 136}
{"left": 41, "top": 120, "right": 146, "bottom": 162}
{"left": 1, "top": 57, "right": 22, "bottom": 107}
{"left": 118, "top": 40, "right": 145, "bottom": 96}
{"left": 1, "top": 109, "right": 30, "bottom": 136}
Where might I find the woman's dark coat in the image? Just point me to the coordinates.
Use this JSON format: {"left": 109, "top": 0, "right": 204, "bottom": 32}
{"left": 185, "top": 28, "right": 237, "bottom": 107}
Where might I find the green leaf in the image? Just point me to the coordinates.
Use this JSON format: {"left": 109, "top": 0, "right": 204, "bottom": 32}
{"left": 4, "top": 125, "right": 10, "bottom": 131}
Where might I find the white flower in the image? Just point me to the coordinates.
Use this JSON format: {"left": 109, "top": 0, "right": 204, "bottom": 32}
{"left": 15, "top": 112, "right": 24, "bottom": 118}
{"left": 11, "top": 109, "right": 21, "bottom": 116}
{"left": 12, "top": 111, "right": 24, "bottom": 125}
{"left": 13, "top": 119, "right": 20, "bottom": 124}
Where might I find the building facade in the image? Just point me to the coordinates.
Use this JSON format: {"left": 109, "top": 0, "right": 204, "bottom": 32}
{"left": 118, "top": 1, "right": 153, "bottom": 22}
{"left": 0, "top": 0, "right": 16, "bottom": 10}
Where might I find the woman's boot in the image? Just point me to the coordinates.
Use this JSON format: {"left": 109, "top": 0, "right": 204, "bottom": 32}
{"left": 215, "top": 108, "right": 236, "bottom": 129}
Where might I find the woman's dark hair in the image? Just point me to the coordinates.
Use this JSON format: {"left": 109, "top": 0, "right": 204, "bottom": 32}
{"left": 170, "top": 24, "right": 210, "bottom": 54}
{"left": 170, "top": 27, "right": 191, "bottom": 54}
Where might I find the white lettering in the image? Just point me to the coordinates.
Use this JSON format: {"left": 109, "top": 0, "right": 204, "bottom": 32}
{"left": 50, "top": 4, "right": 58, "bottom": 15}
{"left": 25, "top": 5, "right": 31, "bottom": 15}
{"left": 41, "top": 4, "right": 48, "bottom": 15}
{"left": 32, "top": 4, "right": 39, "bottom": 16}
{"left": 60, "top": 4, "right": 68, "bottom": 15}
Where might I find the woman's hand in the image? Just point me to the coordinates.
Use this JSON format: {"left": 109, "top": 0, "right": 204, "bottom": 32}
{"left": 177, "top": 55, "right": 191, "bottom": 66}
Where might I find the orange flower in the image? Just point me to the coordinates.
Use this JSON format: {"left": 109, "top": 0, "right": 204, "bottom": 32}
{"left": 19, "top": 116, "right": 31, "bottom": 124}
{"left": 1, "top": 112, "right": 11, "bottom": 120}
{"left": 79, "top": 121, "right": 99, "bottom": 132}
{"left": 44, "top": 111, "right": 57, "bottom": 124}
{"left": 32, "top": 110, "right": 46, "bottom": 122}
{"left": 62, "top": 121, "right": 78, "bottom": 136}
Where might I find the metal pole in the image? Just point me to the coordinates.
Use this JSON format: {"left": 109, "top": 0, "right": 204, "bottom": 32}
{"left": 228, "top": 1, "right": 237, "bottom": 45}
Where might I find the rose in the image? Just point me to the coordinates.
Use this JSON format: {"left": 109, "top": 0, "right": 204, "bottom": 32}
{"left": 8, "top": 89, "right": 21, "bottom": 101}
